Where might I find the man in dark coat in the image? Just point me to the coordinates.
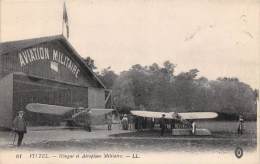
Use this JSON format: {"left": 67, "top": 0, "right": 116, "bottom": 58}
{"left": 12, "top": 111, "right": 27, "bottom": 147}
{"left": 160, "top": 114, "right": 166, "bottom": 136}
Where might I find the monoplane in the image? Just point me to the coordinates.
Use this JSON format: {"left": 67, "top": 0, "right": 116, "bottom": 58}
{"left": 130, "top": 110, "right": 218, "bottom": 135}
{"left": 26, "top": 103, "right": 114, "bottom": 128}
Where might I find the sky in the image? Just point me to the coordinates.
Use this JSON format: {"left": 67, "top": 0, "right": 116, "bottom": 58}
{"left": 1, "top": 0, "right": 260, "bottom": 88}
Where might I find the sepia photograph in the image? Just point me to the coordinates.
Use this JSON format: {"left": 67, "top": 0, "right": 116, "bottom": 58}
{"left": 0, "top": 0, "right": 259, "bottom": 163}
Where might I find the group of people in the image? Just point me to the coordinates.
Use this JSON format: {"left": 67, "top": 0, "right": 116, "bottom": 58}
{"left": 153, "top": 114, "right": 245, "bottom": 136}
{"left": 120, "top": 114, "right": 135, "bottom": 130}
{"left": 119, "top": 113, "right": 197, "bottom": 136}
{"left": 160, "top": 114, "right": 197, "bottom": 136}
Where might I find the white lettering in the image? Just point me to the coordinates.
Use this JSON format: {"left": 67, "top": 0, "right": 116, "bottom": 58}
{"left": 21, "top": 52, "right": 29, "bottom": 64}
{"left": 29, "top": 49, "right": 36, "bottom": 61}
{"left": 18, "top": 48, "right": 80, "bottom": 78}
{"left": 25, "top": 50, "right": 32, "bottom": 62}
{"left": 32, "top": 48, "right": 39, "bottom": 60}
{"left": 75, "top": 69, "right": 80, "bottom": 78}
{"left": 53, "top": 50, "right": 58, "bottom": 61}
{"left": 18, "top": 53, "right": 26, "bottom": 67}
{"left": 39, "top": 47, "right": 45, "bottom": 59}
{"left": 36, "top": 48, "right": 41, "bottom": 59}
{"left": 44, "top": 48, "right": 50, "bottom": 59}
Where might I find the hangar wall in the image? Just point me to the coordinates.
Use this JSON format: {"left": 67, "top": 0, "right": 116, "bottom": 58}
{"left": 12, "top": 73, "right": 89, "bottom": 126}
{"left": 0, "top": 74, "right": 13, "bottom": 128}
{"left": 88, "top": 87, "right": 105, "bottom": 108}
{"left": 0, "top": 36, "right": 107, "bottom": 128}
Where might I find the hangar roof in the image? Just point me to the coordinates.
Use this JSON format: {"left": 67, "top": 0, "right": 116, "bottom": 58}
{"left": 0, "top": 35, "right": 106, "bottom": 89}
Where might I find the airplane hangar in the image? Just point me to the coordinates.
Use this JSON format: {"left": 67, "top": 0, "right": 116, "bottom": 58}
{"left": 0, "top": 35, "right": 107, "bottom": 128}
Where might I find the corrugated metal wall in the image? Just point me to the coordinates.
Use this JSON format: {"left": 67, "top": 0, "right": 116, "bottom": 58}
{"left": 13, "top": 74, "right": 89, "bottom": 126}
{"left": 88, "top": 87, "right": 105, "bottom": 108}
{"left": 0, "top": 74, "right": 13, "bottom": 128}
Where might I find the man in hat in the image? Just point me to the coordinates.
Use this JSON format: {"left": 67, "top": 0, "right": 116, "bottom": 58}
{"left": 160, "top": 114, "right": 166, "bottom": 136}
{"left": 12, "top": 111, "right": 27, "bottom": 147}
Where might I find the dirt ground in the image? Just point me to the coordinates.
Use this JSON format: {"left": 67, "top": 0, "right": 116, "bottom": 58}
{"left": 0, "top": 121, "right": 256, "bottom": 153}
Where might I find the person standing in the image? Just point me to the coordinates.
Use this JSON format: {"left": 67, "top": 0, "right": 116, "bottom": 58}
{"left": 84, "top": 113, "right": 92, "bottom": 132}
{"left": 151, "top": 117, "right": 155, "bottom": 129}
{"left": 107, "top": 112, "right": 113, "bottom": 130}
{"left": 192, "top": 121, "right": 196, "bottom": 135}
{"left": 170, "top": 119, "right": 175, "bottom": 129}
{"left": 12, "top": 111, "right": 27, "bottom": 147}
{"left": 128, "top": 114, "right": 134, "bottom": 130}
{"left": 121, "top": 114, "right": 128, "bottom": 130}
{"left": 160, "top": 114, "right": 166, "bottom": 136}
{"left": 237, "top": 115, "right": 244, "bottom": 135}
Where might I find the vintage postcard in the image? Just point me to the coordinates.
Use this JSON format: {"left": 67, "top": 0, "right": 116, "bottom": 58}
{"left": 0, "top": 0, "right": 259, "bottom": 163}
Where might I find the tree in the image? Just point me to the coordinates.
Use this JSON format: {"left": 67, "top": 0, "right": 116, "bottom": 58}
{"left": 209, "top": 78, "right": 256, "bottom": 116}
{"left": 82, "top": 56, "right": 97, "bottom": 70}
{"left": 173, "top": 69, "right": 199, "bottom": 110}
{"left": 110, "top": 61, "right": 256, "bottom": 119}
{"left": 112, "top": 61, "right": 177, "bottom": 112}
{"left": 99, "top": 67, "right": 118, "bottom": 89}
{"left": 112, "top": 72, "right": 136, "bottom": 113}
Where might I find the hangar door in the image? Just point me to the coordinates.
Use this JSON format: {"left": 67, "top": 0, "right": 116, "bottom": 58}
{"left": 12, "top": 75, "right": 88, "bottom": 125}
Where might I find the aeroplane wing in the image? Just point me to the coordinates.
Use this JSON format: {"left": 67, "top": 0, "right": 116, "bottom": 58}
{"left": 131, "top": 110, "right": 218, "bottom": 120}
{"left": 89, "top": 108, "right": 114, "bottom": 116}
{"left": 175, "top": 112, "right": 218, "bottom": 119}
{"left": 26, "top": 103, "right": 74, "bottom": 116}
{"left": 130, "top": 111, "right": 172, "bottom": 119}
{"left": 72, "top": 108, "right": 114, "bottom": 118}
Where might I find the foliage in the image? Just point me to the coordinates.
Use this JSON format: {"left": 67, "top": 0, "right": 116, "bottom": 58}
{"left": 109, "top": 61, "right": 256, "bottom": 119}
{"left": 90, "top": 57, "right": 256, "bottom": 119}
{"left": 98, "top": 67, "right": 118, "bottom": 89}
{"left": 82, "top": 56, "right": 97, "bottom": 70}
